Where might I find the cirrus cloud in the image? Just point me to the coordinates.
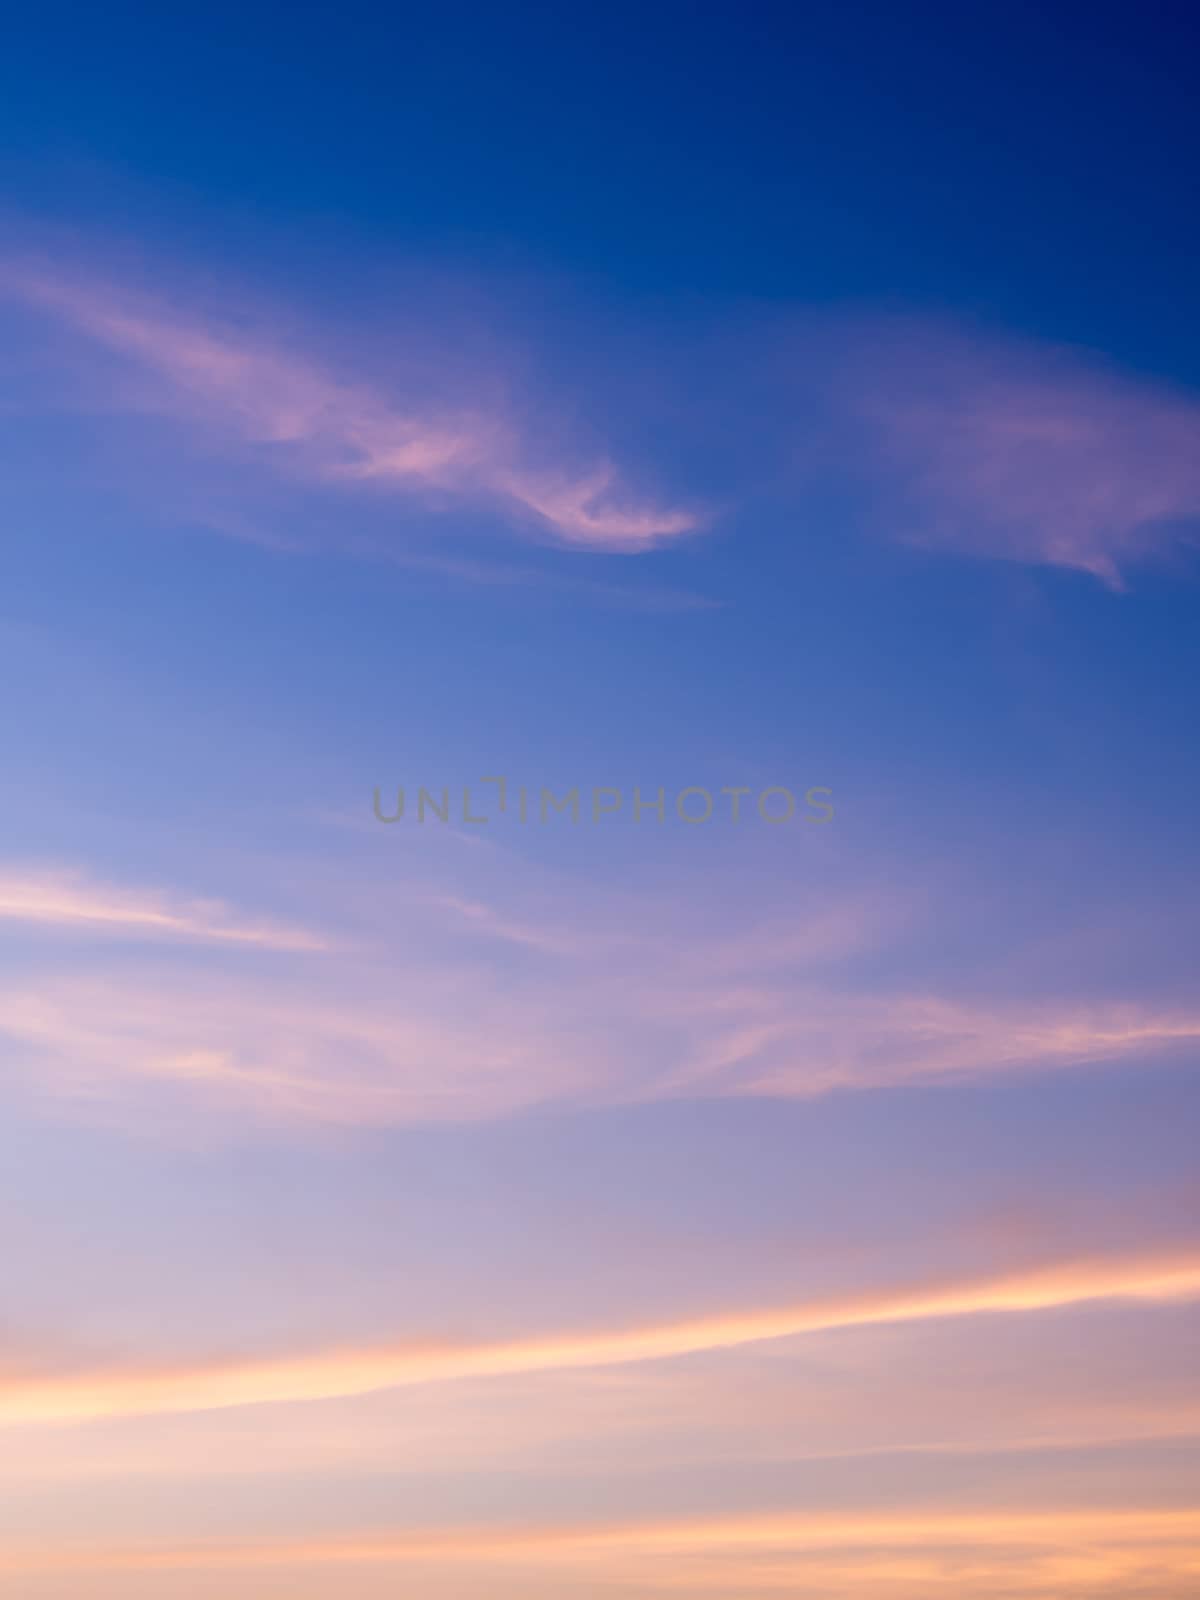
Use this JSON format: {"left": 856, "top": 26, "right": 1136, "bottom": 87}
{"left": 834, "top": 317, "right": 1200, "bottom": 586}
{"left": 0, "top": 256, "right": 700, "bottom": 553}
{"left": 0, "top": 865, "right": 326, "bottom": 951}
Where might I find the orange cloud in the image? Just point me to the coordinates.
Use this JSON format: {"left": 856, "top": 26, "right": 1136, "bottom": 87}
{"left": 7, "top": 1338, "right": 1199, "bottom": 1489}
{"left": 1, "top": 1506, "right": 1196, "bottom": 1579}
{"left": 3, "top": 1250, "right": 1197, "bottom": 1426}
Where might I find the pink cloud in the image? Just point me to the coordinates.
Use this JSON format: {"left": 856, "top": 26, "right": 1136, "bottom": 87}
{"left": 1, "top": 260, "right": 699, "bottom": 553}
{"left": 0, "top": 865, "right": 326, "bottom": 951}
{"left": 1, "top": 855, "right": 1196, "bottom": 1138}
{"left": 842, "top": 320, "right": 1200, "bottom": 586}
{"left": 11, "top": 249, "right": 1200, "bottom": 586}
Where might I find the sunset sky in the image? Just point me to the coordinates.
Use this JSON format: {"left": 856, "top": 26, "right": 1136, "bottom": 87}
{"left": 2, "top": 4, "right": 1199, "bottom": 1596}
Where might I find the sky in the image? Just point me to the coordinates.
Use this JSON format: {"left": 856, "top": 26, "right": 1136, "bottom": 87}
{"left": 1, "top": 3, "right": 1199, "bottom": 1595}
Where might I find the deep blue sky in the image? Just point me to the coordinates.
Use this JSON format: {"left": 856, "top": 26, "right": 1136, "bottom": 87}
{"left": 3, "top": 1, "right": 1198, "bottom": 370}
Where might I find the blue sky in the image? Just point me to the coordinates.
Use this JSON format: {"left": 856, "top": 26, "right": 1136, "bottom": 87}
{"left": 1, "top": 4, "right": 1199, "bottom": 1596}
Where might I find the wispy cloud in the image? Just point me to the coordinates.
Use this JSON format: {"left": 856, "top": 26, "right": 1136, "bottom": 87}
{"left": 1, "top": 1506, "right": 1196, "bottom": 1587}
{"left": 0, "top": 964, "right": 604, "bottom": 1131}
{"left": 662, "top": 990, "right": 1200, "bottom": 1100}
{"left": 9, "top": 234, "right": 1200, "bottom": 591}
{"left": 1, "top": 258, "right": 699, "bottom": 552}
{"left": 839, "top": 318, "right": 1200, "bottom": 586}
{"left": 2, "top": 921, "right": 1197, "bottom": 1132}
{"left": 9, "top": 1366, "right": 1199, "bottom": 1493}
{"left": 0, "top": 866, "right": 326, "bottom": 951}
{"left": 3, "top": 1249, "right": 1196, "bottom": 1425}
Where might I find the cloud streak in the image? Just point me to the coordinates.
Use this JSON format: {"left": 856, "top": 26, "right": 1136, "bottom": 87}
{"left": 4, "top": 1250, "right": 1197, "bottom": 1426}
{"left": 0, "top": 866, "right": 326, "bottom": 951}
{"left": 1, "top": 259, "right": 699, "bottom": 552}
{"left": 1, "top": 1506, "right": 1196, "bottom": 1581}
{"left": 664, "top": 991, "right": 1200, "bottom": 1100}
{"left": 3, "top": 954, "right": 1198, "bottom": 1133}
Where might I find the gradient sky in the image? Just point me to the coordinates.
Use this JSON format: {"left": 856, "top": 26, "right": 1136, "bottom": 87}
{"left": 2, "top": 4, "right": 1200, "bottom": 1596}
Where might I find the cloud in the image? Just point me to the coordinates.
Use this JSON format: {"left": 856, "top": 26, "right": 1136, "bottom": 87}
{"left": 662, "top": 991, "right": 1200, "bottom": 1100}
{"left": 838, "top": 319, "right": 1200, "bottom": 586}
{"left": 0, "top": 873, "right": 891, "bottom": 1131}
{"left": 2, "top": 1249, "right": 1196, "bottom": 1426}
{"left": 2, "top": 931, "right": 1198, "bottom": 1134}
{"left": 491, "top": 463, "right": 698, "bottom": 547}
{"left": 8, "top": 1364, "right": 1199, "bottom": 1496}
{"left": 0, "top": 866, "right": 326, "bottom": 951}
{"left": 7, "top": 234, "right": 1200, "bottom": 590}
{"left": 0, "top": 962, "right": 606, "bottom": 1130}
{"left": 0, "top": 259, "right": 699, "bottom": 552}
{"left": 0, "top": 858, "right": 1194, "bottom": 1138}
{"left": 0, "top": 1506, "right": 1196, "bottom": 1586}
